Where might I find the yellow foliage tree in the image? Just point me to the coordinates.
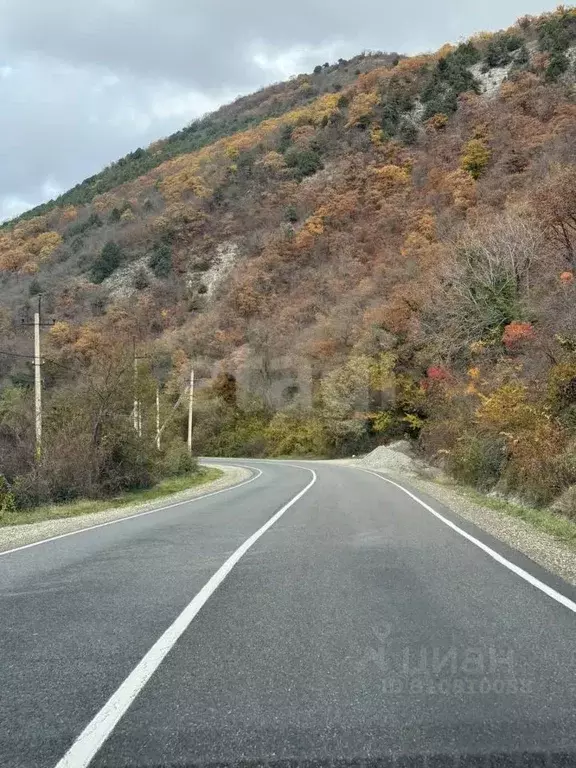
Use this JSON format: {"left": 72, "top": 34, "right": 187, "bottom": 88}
{"left": 34, "top": 231, "right": 62, "bottom": 260}
{"left": 59, "top": 206, "right": 78, "bottom": 224}
{"left": 49, "top": 321, "right": 77, "bottom": 347}
{"left": 258, "top": 151, "right": 286, "bottom": 171}
{"left": 370, "top": 124, "right": 386, "bottom": 146}
{"left": 371, "top": 164, "right": 410, "bottom": 191}
{"left": 442, "top": 169, "right": 477, "bottom": 211}
{"left": 476, "top": 383, "right": 547, "bottom": 435}
{"left": 120, "top": 208, "right": 136, "bottom": 223}
{"left": 426, "top": 113, "right": 449, "bottom": 131}
{"left": 13, "top": 216, "right": 48, "bottom": 238}
{"left": 461, "top": 139, "right": 492, "bottom": 180}
{"left": 346, "top": 91, "right": 380, "bottom": 128}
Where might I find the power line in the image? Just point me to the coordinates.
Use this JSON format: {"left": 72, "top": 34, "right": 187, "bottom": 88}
{"left": 0, "top": 348, "right": 80, "bottom": 373}
{"left": 0, "top": 349, "right": 35, "bottom": 360}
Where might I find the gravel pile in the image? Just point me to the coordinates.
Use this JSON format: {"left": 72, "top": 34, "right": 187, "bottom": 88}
{"left": 357, "top": 442, "right": 419, "bottom": 476}
{"left": 0, "top": 464, "right": 251, "bottom": 554}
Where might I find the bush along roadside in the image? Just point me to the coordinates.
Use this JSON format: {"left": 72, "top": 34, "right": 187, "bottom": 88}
{"left": 0, "top": 466, "right": 223, "bottom": 528}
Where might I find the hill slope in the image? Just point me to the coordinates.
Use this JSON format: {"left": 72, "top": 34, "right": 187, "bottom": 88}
{"left": 3, "top": 7, "right": 576, "bottom": 512}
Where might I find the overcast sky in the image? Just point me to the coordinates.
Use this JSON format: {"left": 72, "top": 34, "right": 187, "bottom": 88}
{"left": 0, "top": 0, "right": 560, "bottom": 222}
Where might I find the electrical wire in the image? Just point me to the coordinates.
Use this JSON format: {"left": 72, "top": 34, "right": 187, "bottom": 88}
{"left": 0, "top": 349, "right": 35, "bottom": 360}
{"left": 0, "top": 348, "right": 81, "bottom": 373}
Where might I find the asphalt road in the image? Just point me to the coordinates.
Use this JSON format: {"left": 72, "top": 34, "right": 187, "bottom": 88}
{"left": 1, "top": 460, "right": 576, "bottom": 768}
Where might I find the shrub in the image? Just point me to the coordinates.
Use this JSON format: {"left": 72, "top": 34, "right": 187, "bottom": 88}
{"left": 448, "top": 434, "right": 507, "bottom": 490}
{"left": 323, "top": 416, "right": 372, "bottom": 457}
{"left": 277, "top": 124, "right": 294, "bottom": 153}
{"left": 284, "top": 148, "right": 323, "bottom": 180}
{"left": 313, "top": 65, "right": 323, "bottom": 75}
{"left": 398, "top": 119, "right": 419, "bottom": 145}
{"left": 91, "top": 241, "right": 123, "bottom": 283}
{"left": 419, "top": 418, "right": 463, "bottom": 462}
{"left": 483, "top": 33, "right": 524, "bottom": 69}
{"left": 499, "top": 422, "right": 571, "bottom": 505}
{"left": 421, "top": 47, "right": 479, "bottom": 120}
{"left": 547, "top": 362, "right": 576, "bottom": 413}
{"left": 11, "top": 474, "right": 48, "bottom": 510}
{"left": 133, "top": 268, "right": 150, "bottom": 290}
{"left": 149, "top": 243, "right": 173, "bottom": 278}
{"left": 161, "top": 443, "right": 199, "bottom": 476}
{"left": 545, "top": 52, "right": 569, "bottom": 81}
{"left": 452, "top": 41, "right": 481, "bottom": 66}
{"left": 284, "top": 205, "right": 299, "bottom": 222}
{"left": 64, "top": 212, "right": 102, "bottom": 240}
{"left": 265, "top": 411, "right": 328, "bottom": 457}
{"left": 502, "top": 321, "right": 535, "bottom": 350}
{"left": 476, "top": 383, "right": 537, "bottom": 434}
{"left": 97, "top": 429, "right": 158, "bottom": 495}
{"left": 381, "top": 102, "right": 401, "bottom": 136}
{"left": 0, "top": 474, "right": 14, "bottom": 515}
{"left": 538, "top": 12, "right": 576, "bottom": 54}
{"left": 426, "top": 113, "right": 449, "bottom": 131}
{"left": 510, "top": 44, "right": 530, "bottom": 71}
{"left": 193, "top": 397, "right": 271, "bottom": 457}
{"left": 551, "top": 483, "right": 576, "bottom": 519}
{"left": 1, "top": 491, "right": 17, "bottom": 516}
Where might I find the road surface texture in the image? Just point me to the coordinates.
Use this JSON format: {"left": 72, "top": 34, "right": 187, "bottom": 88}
{"left": 1, "top": 459, "right": 576, "bottom": 768}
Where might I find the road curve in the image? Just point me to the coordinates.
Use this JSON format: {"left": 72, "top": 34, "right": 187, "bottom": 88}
{"left": 1, "top": 459, "right": 576, "bottom": 767}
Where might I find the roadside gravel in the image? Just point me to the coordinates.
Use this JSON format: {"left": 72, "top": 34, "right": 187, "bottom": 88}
{"left": 0, "top": 464, "right": 251, "bottom": 554}
{"left": 338, "top": 448, "right": 576, "bottom": 586}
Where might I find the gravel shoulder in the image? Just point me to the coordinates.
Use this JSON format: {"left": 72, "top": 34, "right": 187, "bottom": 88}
{"left": 0, "top": 463, "right": 251, "bottom": 553}
{"left": 335, "top": 445, "right": 576, "bottom": 586}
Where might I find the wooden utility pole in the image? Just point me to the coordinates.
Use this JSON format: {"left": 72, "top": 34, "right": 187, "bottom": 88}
{"left": 187, "top": 368, "right": 195, "bottom": 455}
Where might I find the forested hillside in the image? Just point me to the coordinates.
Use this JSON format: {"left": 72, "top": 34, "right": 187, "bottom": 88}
{"left": 3, "top": 7, "right": 576, "bottom": 514}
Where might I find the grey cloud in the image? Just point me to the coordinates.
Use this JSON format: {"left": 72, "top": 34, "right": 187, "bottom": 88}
{"left": 0, "top": 0, "right": 561, "bottom": 88}
{"left": 0, "top": 0, "right": 561, "bottom": 221}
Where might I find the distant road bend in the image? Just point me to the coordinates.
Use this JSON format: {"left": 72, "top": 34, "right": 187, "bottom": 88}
{"left": 1, "top": 459, "right": 576, "bottom": 768}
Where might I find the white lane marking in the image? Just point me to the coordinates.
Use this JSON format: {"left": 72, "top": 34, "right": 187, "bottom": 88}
{"left": 358, "top": 467, "right": 576, "bottom": 615}
{"left": 54, "top": 468, "right": 317, "bottom": 768}
{"left": 0, "top": 466, "right": 263, "bottom": 558}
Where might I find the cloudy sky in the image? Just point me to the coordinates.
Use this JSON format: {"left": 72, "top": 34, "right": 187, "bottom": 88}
{"left": 0, "top": 0, "right": 560, "bottom": 222}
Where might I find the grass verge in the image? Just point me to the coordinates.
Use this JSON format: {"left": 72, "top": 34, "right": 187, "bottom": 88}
{"left": 434, "top": 478, "right": 576, "bottom": 550}
{"left": 0, "top": 467, "right": 223, "bottom": 528}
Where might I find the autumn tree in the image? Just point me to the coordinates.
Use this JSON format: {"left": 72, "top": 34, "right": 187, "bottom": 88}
{"left": 533, "top": 166, "right": 576, "bottom": 267}
{"left": 424, "top": 215, "right": 543, "bottom": 358}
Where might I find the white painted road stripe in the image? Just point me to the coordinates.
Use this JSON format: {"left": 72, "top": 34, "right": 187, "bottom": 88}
{"left": 0, "top": 466, "right": 263, "bottom": 558}
{"left": 360, "top": 467, "right": 576, "bottom": 615}
{"left": 53, "top": 468, "right": 317, "bottom": 768}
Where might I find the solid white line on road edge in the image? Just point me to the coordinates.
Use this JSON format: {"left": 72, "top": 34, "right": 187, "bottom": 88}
{"left": 359, "top": 467, "right": 576, "bottom": 615}
{"left": 53, "top": 468, "right": 317, "bottom": 768}
{"left": 0, "top": 466, "right": 263, "bottom": 558}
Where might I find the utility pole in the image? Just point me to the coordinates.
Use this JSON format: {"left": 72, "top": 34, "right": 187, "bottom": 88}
{"left": 133, "top": 340, "right": 139, "bottom": 436}
{"left": 20, "top": 296, "right": 54, "bottom": 459}
{"left": 187, "top": 367, "right": 194, "bottom": 455}
{"left": 34, "top": 306, "right": 42, "bottom": 458}
{"left": 132, "top": 341, "right": 149, "bottom": 438}
{"left": 156, "top": 385, "right": 161, "bottom": 451}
